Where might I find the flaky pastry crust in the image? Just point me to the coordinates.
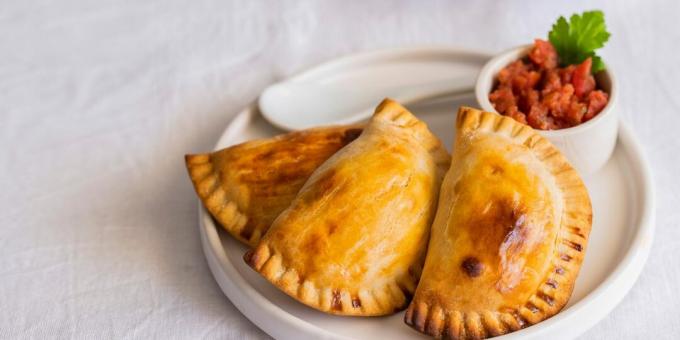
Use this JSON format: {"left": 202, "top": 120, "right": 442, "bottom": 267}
{"left": 404, "top": 107, "right": 592, "bottom": 339}
{"left": 185, "top": 125, "right": 362, "bottom": 247}
{"left": 245, "top": 99, "right": 450, "bottom": 316}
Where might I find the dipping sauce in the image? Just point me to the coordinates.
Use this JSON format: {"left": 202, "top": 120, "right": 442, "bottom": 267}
{"left": 489, "top": 39, "right": 609, "bottom": 130}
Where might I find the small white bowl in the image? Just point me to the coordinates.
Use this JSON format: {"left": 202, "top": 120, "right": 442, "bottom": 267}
{"left": 475, "top": 45, "right": 618, "bottom": 176}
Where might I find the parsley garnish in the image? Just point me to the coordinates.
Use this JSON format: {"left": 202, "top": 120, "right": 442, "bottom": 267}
{"left": 548, "top": 10, "right": 610, "bottom": 73}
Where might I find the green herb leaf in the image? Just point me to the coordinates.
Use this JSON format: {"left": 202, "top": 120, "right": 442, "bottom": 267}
{"left": 548, "top": 10, "right": 610, "bottom": 73}
{"left": 590, "top": 55, "right": 605, "bottom": 73}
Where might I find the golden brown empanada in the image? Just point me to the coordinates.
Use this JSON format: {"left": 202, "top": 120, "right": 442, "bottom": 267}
{"left": 405, "top": 107, "right": 592, "bottom": 339}
{"left": 185, "top": 125, "right": 362, "bottom": 247}
{"left": 244, "top": 99, "right": 450, "bottom": 316}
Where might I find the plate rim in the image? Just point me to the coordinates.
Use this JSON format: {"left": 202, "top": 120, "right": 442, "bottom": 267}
{"left": 197, "top": 47, "right": 656, "bottom": 340}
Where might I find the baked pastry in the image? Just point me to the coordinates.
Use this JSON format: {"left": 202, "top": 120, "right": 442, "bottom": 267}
{"left": 185, "top": 125, "right": 362, "bottom": 247}
{"left": 244, "top": 99, "right": 450, "bottom": 316}
{"left": 405, "top": 107, "right": 592, "bottom": 339}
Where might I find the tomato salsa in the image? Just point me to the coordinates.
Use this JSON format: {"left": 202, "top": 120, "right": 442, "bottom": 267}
{"left": 489, "top": 39, "right": 609, "bottom": 130}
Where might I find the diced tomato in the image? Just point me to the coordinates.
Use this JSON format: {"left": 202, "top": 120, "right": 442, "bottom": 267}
{"left": 584, "top": 90, "right": 609, "bottom": 121}
{"left": 582, "top": 76, "right": 596, "bottom": 97}
{"left": 565, "top": 98, "right": 587, "bottom": 125}
{"left": 497, "top": 61, "right": 525, "bottom": 85}
{"left": 489, "top": 87, "right": 516, "bottom": 114}
{"left": 543, "top": 84, "right": 574, "bottom": 120}
{"left": 528, "top": 39, "right": 558, "bottom": 69}
{"left": 572, "top": 58, "right": 595, "bottom": 97}
{"left": 505, "top": 105, "right": 528, "bottom": 125}
{"left": 559, "top": 65, "right": 575, "bottom": 84}
{"left": 518, "top": 89, "right": 539, "bottom": 113}
{"left": 496, "top": 60, "right": 541, "bottom": 94}
{"left": 527, "top": 104, "right": 550, "bottom": 130}
{"left": 488, "top": 40, "right": 608, "bottom": 129}
{"left": 542, "top": 69, "right": 562, "bottom": 95}
{"left": 513, "top": 70, "right": 541, "bottom": 92}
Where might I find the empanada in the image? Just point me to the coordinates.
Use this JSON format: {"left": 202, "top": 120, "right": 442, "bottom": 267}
{"left": 185, "top": 125, "right": 362, "bottom": 247}
{"left": 405, "top": 107, "right": 592, "bottom": 339}
{"left": 244, "top": 99, "right": 450, "bottom": 316}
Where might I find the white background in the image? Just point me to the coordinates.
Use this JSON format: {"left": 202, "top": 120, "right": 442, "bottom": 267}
{"left": 1, "top": 0, "right": 678, "bottom": 339}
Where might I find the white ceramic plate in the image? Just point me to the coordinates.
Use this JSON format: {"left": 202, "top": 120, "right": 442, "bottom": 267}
{"left": 197, "top": 48, "right": 655, "bottom": 340}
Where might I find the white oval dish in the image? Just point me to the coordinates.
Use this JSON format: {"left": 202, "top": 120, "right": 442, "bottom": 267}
{"left": 196, "top": 48, "right": 654, "bottom": 340}
{"left": 475, "top": 44, "right": 618, "bottom": 176}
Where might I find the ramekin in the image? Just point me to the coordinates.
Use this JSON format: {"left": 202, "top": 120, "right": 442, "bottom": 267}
{"left": 475, "top": 44, "right": 618, "bottom": 176}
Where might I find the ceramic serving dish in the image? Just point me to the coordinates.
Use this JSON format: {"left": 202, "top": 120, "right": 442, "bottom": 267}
{"left": 196, "top": 47, "right": 653, "bottom": 340}
{"left": 475, "top": 44, "right": 618, "bottom": 176}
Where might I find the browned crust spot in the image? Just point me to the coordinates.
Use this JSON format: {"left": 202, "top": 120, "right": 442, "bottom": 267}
{"left": 546, "top": 279, "right": 558, "bottom": 289}
{"left": 331, "top": 290, "right": 342, "bottom": 311}
{"left": 461, "top": 257, "right": 484, "bottom": 277}
{"left": 351, "top": 296, "right": 362, "bottom": 308}
{"left": 396, "top": 282, "right": 413, "bottom": 301}
{"left": 563, "top": 239, "right": 583, "bottom": 252}
{"left": 568, "top": 226, "right": 586, "bottom": 238}
{"left": 537, "top": 291, "right": 555, "bottom": 306}
{"left": 342, "top": 128, "right": 363, "bottom": 145}
{"left": 239, "top": 225, "right": 254, "bottom": 241}
{"left": 526, "top": 301, "right": 540, "bottom": 313}
{"left": 406, "top": 107, "right": 593, "bottom": 339}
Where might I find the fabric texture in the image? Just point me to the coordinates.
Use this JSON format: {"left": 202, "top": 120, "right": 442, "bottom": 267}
{"left": 0, "top": 0, "right": 677, "bottom": 339}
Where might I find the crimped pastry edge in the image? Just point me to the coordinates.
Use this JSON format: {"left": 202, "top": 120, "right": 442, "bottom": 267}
{"left": 185, "top": 125, "right": 365, "bottom": 247}
{"left": 244, "top": 243, "right": 423, "bottom": 316}
{"left": 404, "top": 107, "right": 593, "bottom": 339}
{"left": 375, "top": 98, "right": 451, "bottom": 173}
{"left": 243, "top": 100, "right": 449, "bottom": 316}
{"left": 185, "top": 153, "right": 255, "bottom": 245}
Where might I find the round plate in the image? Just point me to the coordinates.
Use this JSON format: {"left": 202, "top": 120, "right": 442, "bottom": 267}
{"left": 197, "top": 48, "right": 655, "bottom": 340}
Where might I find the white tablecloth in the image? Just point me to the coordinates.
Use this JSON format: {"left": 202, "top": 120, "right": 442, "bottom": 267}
{"left": 2, "top": 1, "right": 678, "bottom": 339}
